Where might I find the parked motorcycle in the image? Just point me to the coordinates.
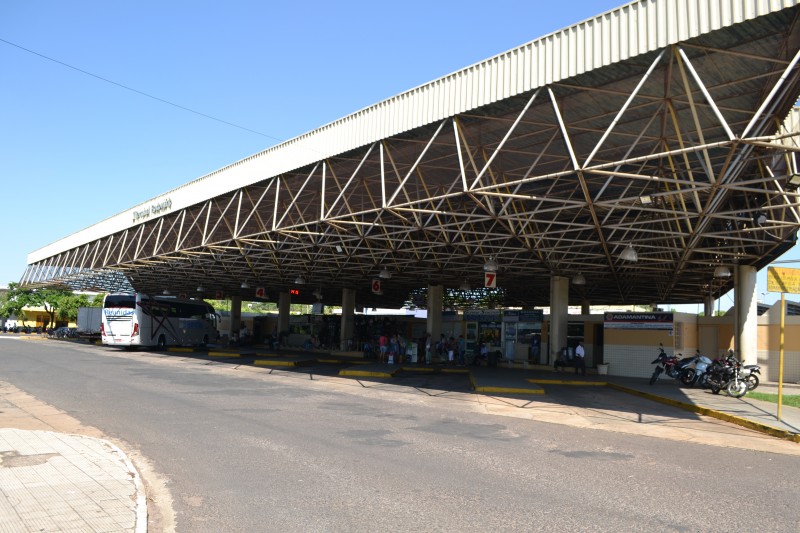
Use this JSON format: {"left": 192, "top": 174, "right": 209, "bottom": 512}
{"left": 704, "top": 350, "right": 748, "bottom": 398}
{"left": 649, "top": 345, "right": 693, "bottom": 385}
{"left": 739, "top": 363, "right": 761, "bottom": 391}
{"left": 679, "top": 350, "right": 713, "bottom": 387}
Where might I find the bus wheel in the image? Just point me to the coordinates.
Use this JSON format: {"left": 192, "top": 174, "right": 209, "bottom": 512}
{"left": 157, "top": 335, "right": 166, "bottom": 350}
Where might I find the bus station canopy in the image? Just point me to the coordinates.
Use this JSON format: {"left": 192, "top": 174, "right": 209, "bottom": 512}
{"left": 21, "top": 1, "right": 800, "bottom": 308}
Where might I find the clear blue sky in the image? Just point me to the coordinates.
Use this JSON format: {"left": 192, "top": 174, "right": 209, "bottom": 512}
{"left": 1, "top": 0, "right": 797, "bottom": 309}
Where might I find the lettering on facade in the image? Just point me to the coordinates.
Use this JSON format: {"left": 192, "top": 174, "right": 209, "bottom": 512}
{"left": 132, "top": 197, "right": 173, "bottom": 224}
{"left": 603, "top": 312, "right": 673, "bottom": 330}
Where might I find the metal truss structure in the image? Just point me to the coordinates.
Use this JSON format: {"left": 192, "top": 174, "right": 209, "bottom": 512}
{"left": 21, "top": 4, "right": 800, "bottom": 309}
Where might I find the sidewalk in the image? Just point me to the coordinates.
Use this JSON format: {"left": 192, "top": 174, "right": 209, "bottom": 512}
{"left": 470, "top": 365, "right": 800, "bottom": 442}
{"left": 0, "top": 383, "right": 146, "bottom": 533}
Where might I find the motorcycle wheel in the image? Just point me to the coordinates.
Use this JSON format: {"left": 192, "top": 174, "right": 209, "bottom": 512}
{"left": 728, "top": 380, "right": 748, "bottom": 398}
{"left": 680, "top": 369, "right": 696, "bottom": 386}
{"left": 711, "top": 384, "right": 721, "bottom": 394}
{"left": 649, "top": 367, "right": 662, "bottom": 385}
{"left": 746, "top": 374, "right": 759, "bottom": 391}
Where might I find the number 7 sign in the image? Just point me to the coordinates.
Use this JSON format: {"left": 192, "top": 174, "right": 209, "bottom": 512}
{"left": 484, "top": 272, "right": 497, "bottom": 288}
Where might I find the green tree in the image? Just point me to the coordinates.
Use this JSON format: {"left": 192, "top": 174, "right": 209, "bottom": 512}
{"left": 0, "top": 283, "right": 36, "bottom": 325}
{"left": 26, "top": 287, "right": 75, "bottom": 328}
{"left": 59, "top": 293, "right": 91, "bottom": 323}
{"left": 0, "top": 284, "right": 92, "bottom": 328}
{"left": 405, "top": 286, "right": 506, "bottom": 310}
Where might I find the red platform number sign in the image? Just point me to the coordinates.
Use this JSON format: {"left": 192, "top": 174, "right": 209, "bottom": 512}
{"left": 255, "top": 287, "right": 266, "bottom": 299}
{"left": 371, "top": 279, "right": 382, "bottom": 294}
{"left": 484, "top": 272, "right": 497, "bottom": 288}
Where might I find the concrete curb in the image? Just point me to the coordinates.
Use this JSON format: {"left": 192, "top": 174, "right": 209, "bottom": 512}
{"left": 105, "top": 439, "right": 148, "bottom": 533}
{"left": 607, "top": 383, "right": 800, "bottom": 443}
{"left": 530, "top": 379, "right": 607, "bottom": 386}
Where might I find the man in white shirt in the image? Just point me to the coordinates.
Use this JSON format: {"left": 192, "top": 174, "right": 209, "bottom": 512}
{"left": 574, "top": 340, "right": 586, "bottom": 376}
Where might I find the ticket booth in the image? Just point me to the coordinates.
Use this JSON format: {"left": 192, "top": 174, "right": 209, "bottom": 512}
{"left": 464, "top": 310, "right": 502, "bottom": 358}
{"left": 502, "top": 310, "right": 544, "bottom": 363}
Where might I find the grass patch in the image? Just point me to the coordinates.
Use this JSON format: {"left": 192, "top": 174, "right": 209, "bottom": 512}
{"left": 747, "top": 392, "right": 800, "bottom": 408}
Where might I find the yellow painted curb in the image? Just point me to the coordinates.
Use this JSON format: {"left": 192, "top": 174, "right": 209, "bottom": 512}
{"left": 399, "top": 366, "right": 437, "bottom": 373}
{"left": 338, "top": 369, "right": 398, "bottom": 378}
{"left": 474, "top": 386, "right": 545, "bottom": 395}
{"left": 317, "top": 359, "right": 343, "bottom": 364}
{"left": 254, "top": 359, "right": 297, "bottom": 367}
{"left": 607, "top": 383, "right": 800, "bottom": 444}
{"left": 168, "top": 347, "right": 195, "bottom": 353}
{"left": 207, "top": 351, "right": 240, "bottom": 357}
{"left": 530, "top": 379, "right": 607, "bottom": 386}
{"left": 440, "top": 368, "right": 470, "bottom": 374}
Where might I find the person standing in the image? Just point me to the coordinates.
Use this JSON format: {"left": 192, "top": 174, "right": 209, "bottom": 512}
{"left": 424, "top": 333, "right": 432, "bottom": 364}
{"left": 574, "top": 340, "right": 586, "bottom": 376}
{"left": 378, "top": 333, "right": 388, "bottom": 363}
{"left": 447, "top": 336, "right": 455, "bottom": 365}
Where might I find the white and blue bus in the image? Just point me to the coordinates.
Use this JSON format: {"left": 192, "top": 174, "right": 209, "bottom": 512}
{"left": 101, "top": 293, "right": 219, "bottom": 349}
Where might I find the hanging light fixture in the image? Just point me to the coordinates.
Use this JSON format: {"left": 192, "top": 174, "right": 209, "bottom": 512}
{"left": 459, "top": 279, "right": 471, "bottom": 291}
{"left": 196, "top": 286, "right": 204, "bottom": 292}
{"left": 572, "top": 273, "right": 586, "bottom": 285}
{"left": 162, "top": 289, "right": 171, "bottom": 295}
{"left": 714, "top": 266, "right": 732, "bottom": 278}
{"left": 379, "top": 267, "right": 392, "bottom": 279}
{"left": 619, "top": 245, "right": 638, "bottom": 262}
{"left": 483, "top": 257, "right": 498, "bottom": 272}
{"left": 295, "top": 275, "right": 306, "bottom": 285}
{"left": 240, "top": 281, "right": 249, "bottom": 289}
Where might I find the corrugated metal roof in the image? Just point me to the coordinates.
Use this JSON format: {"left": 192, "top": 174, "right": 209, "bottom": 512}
{"left": 28, "top": 0, "right": 800, "bottom": 265}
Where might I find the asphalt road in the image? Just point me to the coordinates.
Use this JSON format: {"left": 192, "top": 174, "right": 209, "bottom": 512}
{"left": 1, "top": 337, "right": 798, "bottom": 532}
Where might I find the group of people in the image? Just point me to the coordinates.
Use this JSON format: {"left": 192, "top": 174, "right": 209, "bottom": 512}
{"left": 553, "top": 340, "right": 586, "bottom": 375}
{"left": 422, "top": 333, "right": 491, "bottom": 366}
{"left": 435, "top": 334, "right": 467, "bottom": 365}
{"left": 229, "top": 324, "right": 251, "bottom": 346}
{"left": 376, "top": 332, "right": 411, "bottom": 363}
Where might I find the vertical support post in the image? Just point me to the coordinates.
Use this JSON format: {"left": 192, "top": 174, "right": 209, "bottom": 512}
{"left": 427, "top": 285, "right": 443, "bottom": 342}
{"left": 779, "top": 292, "right": 785, "bottom": 421}
{"left": 229, "top": 295, "right": 242, "bottom": 341}
{"left": 549, "top": 275, "right": 569, "bottom": 366}
{"left": 735, "top": 265, "right": 758, "bottom": 365}
{"left": 278, "top": 291, "right": 291, "bottom": 343}
{"left": 703, "top": 295, "right": 715, "bottom": 317}
{"left": 340, "top": 288, "right": 356, "bottom": 351}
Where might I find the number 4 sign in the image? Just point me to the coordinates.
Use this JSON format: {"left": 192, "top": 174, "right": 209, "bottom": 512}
{"left": 484, "top": 272, "right": 497, "bottom": 288}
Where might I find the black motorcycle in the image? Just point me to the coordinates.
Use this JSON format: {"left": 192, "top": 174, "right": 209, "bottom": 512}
{"left": 704, "top": 351, "right": 748, "bottom": 398}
